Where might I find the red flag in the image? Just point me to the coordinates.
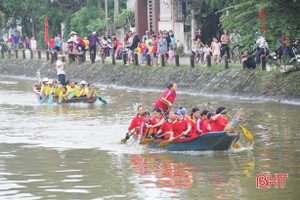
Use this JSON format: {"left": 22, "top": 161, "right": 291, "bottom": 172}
{"left": 44, "top": 16, "right": 49, "bottom": 44}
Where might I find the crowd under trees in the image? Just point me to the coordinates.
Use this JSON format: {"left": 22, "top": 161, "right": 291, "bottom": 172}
{"left": 0, "top": 0, "right": 299, "bottom": 51}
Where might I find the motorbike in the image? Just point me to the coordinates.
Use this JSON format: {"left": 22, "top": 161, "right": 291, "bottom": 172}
{"left": 100, "top": 39, "right": 113, "bottom": 61}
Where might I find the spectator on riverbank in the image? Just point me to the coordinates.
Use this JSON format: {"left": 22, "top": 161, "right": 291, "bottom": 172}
{"left": 89, "top": 32, "right": 102, "bottom": 58}
{"left": 242, "top": 51, "right": 256, "bottom": 70}
{"left": 221, "top": 30, "right": 230, "bottom": 60}
{"left": 75, "top": 35, "right": 86, "bottom": 53}
{"left": 195, "top": 29, "right": 205, "bottom": 45}
{"left": 128, "top": 34, "right": 139, "bottom": 66}
{"left": 212, "top": 37, "right": 221, "bottom": 64}
{"left": 24, "top": 37, "right": 30, "bottom": 50}
{"left": 13, "top": 31, "right": 20, "bottom": 50}
{"left": 30, "top": 37, "right": 37, "bottom": 56}
{"left": 55, "top": 35, "right": 61, "bottom": 52}
{"left": 254, "top": 32, "right": 269, "bottom": 65}
{"left": 49, "top": 36, "right": 55, "bottom": 52}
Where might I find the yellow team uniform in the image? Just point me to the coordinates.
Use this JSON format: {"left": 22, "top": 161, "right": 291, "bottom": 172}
{"left": 85, "top": 87, "right": 99, "bottom": 98}
{"left": 45, "top": 85, "right": 52, "bottom": 94}
{"left": 54, "top": 85, "right": 62, "bottom": 96}
{"left": 67, "top": 85, "right": 81, "bottom": 98}
{"left": 59, "top": 90, "right": 67, "bottom": 102}
{"left": 40, "top": 84, "right": 47, "bottom": 94}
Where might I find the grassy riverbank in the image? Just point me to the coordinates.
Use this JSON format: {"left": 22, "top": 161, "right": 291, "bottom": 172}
{"left": 0, "top": 59, "right": 299, "bottom": 103}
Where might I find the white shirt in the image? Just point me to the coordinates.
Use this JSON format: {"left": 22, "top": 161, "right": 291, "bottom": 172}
{"left": 56, "top": 60, "right": 65, "bottom": 75}
{"left": 30, "top": 40, "right": 37, "bottom": 49}
{"left": 256, "top": 36, "right": 268, "bottom": 49}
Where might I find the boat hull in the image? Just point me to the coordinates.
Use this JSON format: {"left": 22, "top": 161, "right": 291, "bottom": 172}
{"left": 33, "top": 83, "right": 96, "bottom": 104}
{"left": 133, "top": 131, "right": 240, "bottom": 151}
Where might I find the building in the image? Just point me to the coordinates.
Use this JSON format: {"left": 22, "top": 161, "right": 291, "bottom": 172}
{"left": 127, "top": 0, "right": 191, "bottom": 54}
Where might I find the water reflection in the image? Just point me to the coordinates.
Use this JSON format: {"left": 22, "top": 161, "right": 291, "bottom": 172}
{"left": 0, "top": 76, "right": 300, "bottom": 199}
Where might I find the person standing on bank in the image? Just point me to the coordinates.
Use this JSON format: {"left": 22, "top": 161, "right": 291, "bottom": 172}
{"left": 56, "top": 55, "right": 66, "bottom": 85}
{"left": 89, "top": 32, "right": 102, "bottom": 59}
{"left": 221, "top": 30, "right": 230, "bottom": 61}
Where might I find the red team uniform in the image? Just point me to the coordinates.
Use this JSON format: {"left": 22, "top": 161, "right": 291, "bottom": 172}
{"left": 171, "top": 118, "right": 191, "bottom": 138}
{"left": 154, "top": 89, "right": 176, "bottom": 112}
{"left": 210, "top": 115, "right": 228, "bottom": 132}
{"left": 128, "top": 114, "right": 144, "bottom": 133}
{"left": 158, "top": 119, "right": 173, "bottom": 139}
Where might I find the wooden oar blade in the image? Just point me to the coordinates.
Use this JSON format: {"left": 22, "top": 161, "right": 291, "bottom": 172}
{"left": 140, "top": 139, "right": 153, "bottom": 145}
{"left": 233, "top": 143, "right": 241, "bottom": 148}
{"left": 239, "top": 125, "right": 254, "bottom": 141}
{"left": 158, "top": 141, "right": 170, "bottom": 148}
{"left": 120, "top": 138, "right": 128, "bottom": 144}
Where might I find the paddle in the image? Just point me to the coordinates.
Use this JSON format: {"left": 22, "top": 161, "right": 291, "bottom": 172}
{"left": 158, "top": 132, "right": 185, "bottom": 148}
{"left": 67, "top": 85, "right": 82, "bottom": 99}
{"left": 39, "top": 90, "right": 52, "bottom": 103}
{"left": 47, "top": 83, "right": 59, "bottom": 105}
{"left": 233, "top": 143, "right": 241, "bottom": 148}
{"left": 120, "top": 128, "right": 137, "bottom": 144}
{"left": 227, "top": 113, "right": 253, "bottom": 141}
{"left": 96, "top": 96, "right": 107, "bottom": 104}
{"left": 139, "top": 133, "right": 167, "bottom": 145}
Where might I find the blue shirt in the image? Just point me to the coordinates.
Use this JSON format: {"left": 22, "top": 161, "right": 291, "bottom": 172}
{"left": 13, "top": 35, "right": 19, "bottom": 44}
{"left": 55, "top": 37, "right": 60, "bottom": 47}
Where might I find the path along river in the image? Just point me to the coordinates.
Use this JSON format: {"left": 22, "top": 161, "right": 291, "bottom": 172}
{"left": 0, "top": 75, "right": 300, "bottom": 200}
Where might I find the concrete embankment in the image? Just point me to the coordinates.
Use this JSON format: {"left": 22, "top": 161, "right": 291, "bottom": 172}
{"left": 0, "top": 59, "right": 299, "bottom": 103}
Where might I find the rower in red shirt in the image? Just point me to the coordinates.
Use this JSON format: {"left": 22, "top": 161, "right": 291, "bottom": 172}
{"left": 169, "top": 109, "right": 191, "bottom": 141}
{"left": 201, "top": 112, "right": 213, "bottom": 134}
{"left": 154, "top": 83, "right": 177, "bottom": 112}
{"left": 187, "top": 108, "right": 200, "bottom": 137}
{"left": 147, "top": 107, "right": 166, "bottom": 134}
{"left": 139, "top": 112, "right": 155, "bottom": 141}
{"left": 156, "top": 110, "right": 176, "bottom": 139}
{"left": 210, "top": 107, "right": 228, "bottom": 132}
{"left": 197, "top": 110, "right": 209, "bottom": 135}
{"left": 127, "top": 105, "right": 145, "bottom": 139}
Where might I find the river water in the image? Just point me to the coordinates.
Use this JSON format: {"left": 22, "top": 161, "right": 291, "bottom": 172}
{"left": 0, "top": 75, "right": 299, "bottom": 200}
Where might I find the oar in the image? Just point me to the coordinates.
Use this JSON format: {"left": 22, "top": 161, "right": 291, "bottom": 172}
{"left": 96, "top": 96, "right": 107, "bottom": 104}
{"left": 158, "top": 132, "right": 185, "bottom": 148}
{"left": 140, "top": 133, "right": 167, "bottom": 145}
{"left": 67, "top": 85, "right": 82, "bottom": 99}
{"left": 120, "top": 128, "right": 137, "bottom": 144}
{"left": 47, "top": 83, "right": 59, "bottom": 105}
{"left": 227, "top": 113, "right": 253, "bottom": 141}
{"left": 39, "top": 90, "right": 52, "bottom": 103}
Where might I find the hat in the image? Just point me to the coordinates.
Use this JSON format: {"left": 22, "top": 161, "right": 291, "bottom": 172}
{"left": 42, "top": 77, "right": 49, "bottom": 82}
{"left": 220, "top": 110, "right": 227, "bottom": 115}
{"left": 70, "top": 31, "right": 76, "bottom": 35}
{"left": 67, "top": 39, "right": 72, "bottom": 43}
{"left": 176, "top": 109, "right": 186, "bottom": 115}
{"left": 92, "top": 31, "right": 96, "bottom": 35}
{"left": 48, "top": 79, "right": 53, "bottom": 84}
{"left": 58, "top": 54, "right": 64, "bottom": 58}
{"left": 80, "top": 80, "right": 87, "bottom": 85}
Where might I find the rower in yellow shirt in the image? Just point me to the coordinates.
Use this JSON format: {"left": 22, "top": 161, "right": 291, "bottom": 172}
{"left": 59, "top": 86, "right": 68, "bottom": 103}
{"left": 40, "top": 77, "right": 49, "bottom": 94}
{"left": 45, "top": 79, "right": 54, "bottom": 94}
